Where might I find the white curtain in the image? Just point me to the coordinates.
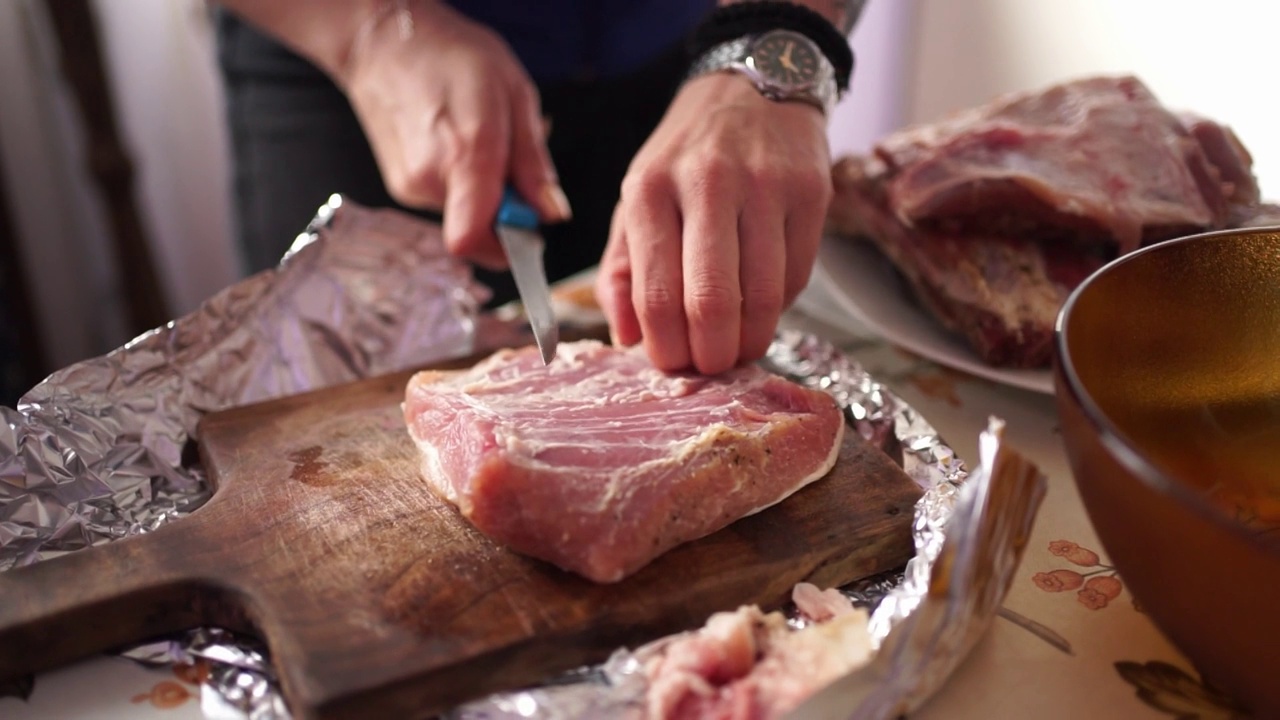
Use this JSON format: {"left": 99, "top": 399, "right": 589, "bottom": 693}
{"left": 0, "top": 0, "right": 238, "bottom": 371}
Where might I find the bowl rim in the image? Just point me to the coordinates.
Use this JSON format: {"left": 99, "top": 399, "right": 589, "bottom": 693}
{"left": 1054, "top": 225, "right": 1280, "bottom": 556}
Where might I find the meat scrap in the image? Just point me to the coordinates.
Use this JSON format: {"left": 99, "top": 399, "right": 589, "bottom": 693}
{"left": 640, "top": 583, "right": 872, "bottom": 720}
{"left": 791, "top": 580, "right": 857, "bottom": 623}
{"left": 403, "top": 340, "right": 845, "bottom": 583}
{"left": 828, "top": 74, "right": 1273, "bottom": 368}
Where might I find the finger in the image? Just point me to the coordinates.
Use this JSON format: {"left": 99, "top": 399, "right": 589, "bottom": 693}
{"left": 442, "top": 85, "right": 510, "bottom": 268}
{"left": 682, "top": 182, "right": 742, "bottom": 376}
{"left": 625, "top": 173, "right": 690, "bottom": 371}
{"left": 508, "top": 83, "right": 572, "bottom": 223}
{"left": 738, "top": 195, "right": 787, "bottom": 363}
{"left": 596, "top": 207, "right": 641, "bottom": 347}
{"left": 782, "top": 175, "right": 832, "bottom": 307}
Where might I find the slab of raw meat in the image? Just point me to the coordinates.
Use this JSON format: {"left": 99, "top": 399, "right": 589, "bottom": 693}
{"left": 640, "top": 583, "right": 872, "bottom": 720}
{"left": 830, "top": 154, "right": 1106, "bottom": 368}
{"left": 873, "top": 75, "right": 1231, "bottom": 254}
{"left": 826, "top": 74, "right": 1271, "bottom": 368}
{"left": 402, "top": 340, "right": 845, "bottom": 583}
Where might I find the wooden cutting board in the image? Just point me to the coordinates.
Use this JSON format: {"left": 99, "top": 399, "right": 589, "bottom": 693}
{"left": 0, "top": 347, "right": 922, "bottom": 719}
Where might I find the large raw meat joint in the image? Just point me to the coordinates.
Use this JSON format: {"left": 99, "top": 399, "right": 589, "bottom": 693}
{"left": 403, "top": 340, "right": 846, "bottom": 583}
{"left": 828, "top": 75, "right": 1277, "bottom": 368}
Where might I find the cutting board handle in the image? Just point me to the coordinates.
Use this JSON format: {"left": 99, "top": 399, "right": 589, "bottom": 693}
{"left": 0, "top": 519, "right": 236, "bottom": 680}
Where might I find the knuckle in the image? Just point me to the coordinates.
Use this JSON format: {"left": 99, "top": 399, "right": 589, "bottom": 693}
{"left": 454, "top": 122, "right": 503, "bottom": 161}
{"left": 685, "top": 277, "right": 741, "bottom": 326}
{"left": 797, "top": 168, "right": 834, "bottom": 203}
{"left": 637, "top": 282, "right": 682, "bottom": 323}
{"left": 682, "top": 152, "right": 737, "bottom": 203}
{"left": 742, "top": 280, "right": 784, "bottom": 319}
{"left": 386, "top": 171, "right": 439, "bottom": 206}
{"left": 621, "top": 167, "right": 670, "bottom": 206}
{"left": 747, "top": 162, "right": 789, "bottom": 192}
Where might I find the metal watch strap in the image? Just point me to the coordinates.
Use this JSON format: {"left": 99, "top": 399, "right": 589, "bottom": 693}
{"left": 688, "top": 36, "right": 753, "bottom": 79}
{"left": 686, "top": 33, "right": 838, "bottom": 117}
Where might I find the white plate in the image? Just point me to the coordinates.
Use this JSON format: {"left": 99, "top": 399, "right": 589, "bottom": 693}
{"left": 812, "top": 236, "right": 1056, "bottom": 395}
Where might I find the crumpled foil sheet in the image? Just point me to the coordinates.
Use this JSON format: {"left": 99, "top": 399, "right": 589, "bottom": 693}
{"left": 791, "top": 418, "right": 1047, "bottom": 719}
{"left": 0, "top": 195, "right": 483, "bottom": 572}
{"left": 0, "top": 195, "right": 1045, "bottom": 719}
{"left": 123, "top": 628, "right": 288, "bottom": 720}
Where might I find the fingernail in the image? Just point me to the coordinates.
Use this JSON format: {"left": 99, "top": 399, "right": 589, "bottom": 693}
{"left": 540, "top": 183, "right": 573, "bottom": 222}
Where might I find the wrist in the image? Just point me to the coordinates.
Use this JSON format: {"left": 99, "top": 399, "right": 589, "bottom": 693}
{"left": 686, "top": 28, "right": 839, "bottom": 118}
{"left": 340, "top": 0, "right": 432, "bottom": 88}
{"left": 692, "top": 2, "right": 855, "bottom": 94}
{"left": 217, "top": 0, "right": 385, "bottom": 83}
{"left": 681, "top": 72, "right": 828, "bottom": 128}
{"left": 343, "top": 0, "right": 482, "bottom": 91}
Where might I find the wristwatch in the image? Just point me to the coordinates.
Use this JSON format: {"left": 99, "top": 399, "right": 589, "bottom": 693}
{"left": 688, "top": 29, "right": 838, "bottom": 116}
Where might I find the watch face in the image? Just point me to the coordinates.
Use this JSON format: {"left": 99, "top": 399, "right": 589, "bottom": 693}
{"left": 750, "top": 30, "right": 820, "bottom": 88}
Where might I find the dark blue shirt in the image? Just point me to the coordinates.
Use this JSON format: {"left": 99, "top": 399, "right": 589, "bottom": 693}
{"left": 456, "top": 0, "right": 714, "bottom": 82}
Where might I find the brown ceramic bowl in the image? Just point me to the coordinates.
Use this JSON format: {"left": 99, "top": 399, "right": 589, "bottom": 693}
{"left": 1054, "top": 227, "right": 1280, "bottom": 716}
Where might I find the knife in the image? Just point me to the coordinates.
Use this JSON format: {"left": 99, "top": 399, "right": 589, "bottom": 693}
{"left": 495, "top": 187, "right": 559, "bottom": 365}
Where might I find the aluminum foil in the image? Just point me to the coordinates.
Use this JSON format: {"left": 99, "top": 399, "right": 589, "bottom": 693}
{"left": 0, "top": 195, "right": 484, "bottom": 572}
{"left": 0, "top": 196, "right": 1045, "bottom": 720}
{"left": 790, "top": 418, "right": 1047, "bottom": 719}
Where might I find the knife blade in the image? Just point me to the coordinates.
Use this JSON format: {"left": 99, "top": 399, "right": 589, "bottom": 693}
{"left": 495, "top": 187, "right": 559, "bottom": 364}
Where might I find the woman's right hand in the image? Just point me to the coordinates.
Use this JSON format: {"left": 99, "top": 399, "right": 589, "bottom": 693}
{"left": 338, "top": 1, "right": 570, "bottom": 268}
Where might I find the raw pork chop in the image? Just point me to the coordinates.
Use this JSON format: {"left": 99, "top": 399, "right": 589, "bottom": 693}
{"left": 402, "top": 340, "right": 845, "bottom": 583}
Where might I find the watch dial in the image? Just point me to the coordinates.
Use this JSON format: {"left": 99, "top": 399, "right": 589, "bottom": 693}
{"left": 753, "top": 32, "right": 819, "bottom": 87}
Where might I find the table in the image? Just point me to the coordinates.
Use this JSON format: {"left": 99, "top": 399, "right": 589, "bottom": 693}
{"left": 0, "top": 306, "right": 1228, "bottom": 720}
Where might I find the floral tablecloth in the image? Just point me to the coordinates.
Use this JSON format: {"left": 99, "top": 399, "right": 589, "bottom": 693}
{"left": 0, "top": 305, "right": 1236, "bottom": 720}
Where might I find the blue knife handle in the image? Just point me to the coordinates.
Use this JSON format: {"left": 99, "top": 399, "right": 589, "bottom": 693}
{"left": 496, "top": 187, "right": 540, "bottom": 230}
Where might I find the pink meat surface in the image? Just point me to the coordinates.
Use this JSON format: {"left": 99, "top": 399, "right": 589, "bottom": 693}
{"left": 826, "top": 75, "right": 1270, "bottom": 369}
{"left": 402, "top": 340, "right": 845, "bottom": 583}
{"left": 641, "top": 592, "right": 872, "bottom": 720}
{"left": 791, "top": 581, "right": 856, "bottom": 623}
{"left": 830, "top": 154, "right": 1106, "bottom": 368}
{"left": 875, "top": 75, "right": 1231, "bottom": 254}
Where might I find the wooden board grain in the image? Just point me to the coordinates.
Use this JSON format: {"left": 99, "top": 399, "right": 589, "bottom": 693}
{"left": 0, "top": 349, "right": 922, "bottom": 719}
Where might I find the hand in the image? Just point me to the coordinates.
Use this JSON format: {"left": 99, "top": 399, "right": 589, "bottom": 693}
{"left": 596, "top": 73, "right": 832, "bottom": 375}
{"left": 340, "top": 1, "right": 570, "bottom": 268}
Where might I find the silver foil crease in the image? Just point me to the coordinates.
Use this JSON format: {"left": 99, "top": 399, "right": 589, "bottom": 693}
{"left": 0, "top": 195, "right": 483, "bottom": 572}
{"left": 123, "top": 628, "right": 288, "bottom": 720}
{"left": 0, "top": 194, "right": 1046, "bottom": 719}
{"left": 791, "top": 418, "right": 1047, "bottom": 719}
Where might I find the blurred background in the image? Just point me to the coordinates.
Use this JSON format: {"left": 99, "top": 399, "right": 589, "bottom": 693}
{"left": 0, "top": 0, "right": 1275, "bottom": 404}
